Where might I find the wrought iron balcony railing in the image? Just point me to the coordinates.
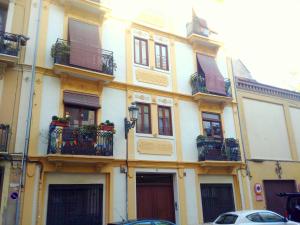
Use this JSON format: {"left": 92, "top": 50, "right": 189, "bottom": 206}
{"left": 186, "top": 20, "right": 210, "bottom": 37}
{"left": 0, "top": 124, "right": 10, "bottom": 153}
{"left": 47, "top": 125, "right": 114, "bottom": 156}
{"left": 191, "top": 72, "right": 232, "bottom": 97}
{"left": 196, "top": 136, "right": 241, "bottom": 161}
{"left": 0, "top": 32, "right": 28, "bottom": 57}
{"left": 52, "top": 38, "right": 114, "bottom": 75}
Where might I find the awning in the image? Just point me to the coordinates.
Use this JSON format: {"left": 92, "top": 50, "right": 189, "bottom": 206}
{"left": 68, "top": 18, "right": 102, "bottom": 71}
{"left": 196, "top": 54, "right": 226, "bottom": 95}
{"left": 63, "top": 91, "right": 100, "bottom": 109}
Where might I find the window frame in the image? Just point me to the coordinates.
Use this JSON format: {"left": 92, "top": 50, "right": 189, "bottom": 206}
{"left": 136, "top": 103, "right": 152, "bottom": 134}
{"left": 202, "top": 112, "right": 223, "bottom": 139}
{"left": 64, "top": 104, "right": 97, "bottom": 127}
{"left": 158, "top": 105, "right": 173, "bottom": 136}
{"left": 155, "top": 42, "right": 169, "bottom": 71}
{"left": 134, "top": 37, "right": 149, "bottom": 66}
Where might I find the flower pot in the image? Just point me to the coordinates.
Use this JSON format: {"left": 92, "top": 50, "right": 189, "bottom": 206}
{"left": 51, "top": 121, "right": 69, "bottom": 127}
{"left": 100, "top": 125, "right": 114, "bottom": 132}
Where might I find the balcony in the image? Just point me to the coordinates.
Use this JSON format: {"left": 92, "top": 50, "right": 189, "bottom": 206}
{"left": 196, "top": 136, "right": 241, "bottom": 162}
{"left": 47, "top": 124, "right": 114, "bottom": 157}
{"left": 186, "top": 18, "right": 221, "bottom": 55}
{"left": 0, "top": 32, "right": 28, "bottom": 65}
{"left": 52, "top": 39, "right": 115, "bottom": 82}
{"left": 0, "top": 124, "right": 9, "bottom": 153}
{"left": 191, "top": 72, "right": 232, "bottom": 103}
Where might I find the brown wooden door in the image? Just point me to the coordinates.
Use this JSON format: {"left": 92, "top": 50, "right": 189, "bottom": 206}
{"left": 264, "top": 180, "right": 297, "bottom": 216}
{"left": 136, "top": 174, "right": 175, "bottom": 222}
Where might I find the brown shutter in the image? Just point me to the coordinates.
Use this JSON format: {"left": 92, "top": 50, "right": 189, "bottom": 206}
{"left": 63, "top": 91, "right": 100, "bottom": 109}
{"left": 196, "top": 54, "right": 226, "bottom": 95}
{"left": 68, "top": 19, "right": 102, "bottom": 71}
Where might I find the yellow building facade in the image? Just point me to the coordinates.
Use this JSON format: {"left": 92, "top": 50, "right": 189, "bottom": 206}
{"left": 0, "top": 1, "right": 252, "bottom": 225}
{"left": 234, "top": 60, "right": 300, "bottom": 215}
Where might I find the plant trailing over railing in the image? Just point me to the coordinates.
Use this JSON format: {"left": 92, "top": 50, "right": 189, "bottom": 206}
{"left": 196, "top": 135, "right": 241, "bottom": 161}
{"left": 99, "top": 120, "right": 115, "bottom": 132}
{"left": 51, "top": 38, "right": 116, "bottom": 75}
{"left": 191, "top": 72, "right": 232, "bottom": 97}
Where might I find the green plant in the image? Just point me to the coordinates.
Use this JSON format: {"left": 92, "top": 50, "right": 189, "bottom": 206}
{"left": 51, "top": 42, "right": 70, "bottom": 58}
{"left": 77, "top": 125, "right": 97, "bottom": 135}
{"left": 51, "top": 115, "right": 70, "bottom": 123}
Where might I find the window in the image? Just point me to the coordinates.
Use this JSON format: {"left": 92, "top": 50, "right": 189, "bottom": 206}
{"left": 134, "top": 37, "right": 148, "bottom": 66}
{"left": 65, "top": 105, "right": 96, "bottom": 127}
{"left": 259, "top": 212, "right": 286, "bottom": 222}
{"left": 202, "top": 112, "right": 222, "bottom": 139}
{"left": 0, "top": 5, "right": 7, "bottom": 32}
{"left": 136, "top": 103, "right": 151, "bottom": 134}
{"left": 158, "top": 106, "right": 172, "bottom": 136}
{"left": 246, "top": 213, "right": 263, "bottom": 222}
{"left": 155, "top": 43, "right": 169, "bottom": 70}
{"left": 215, "top": 214, "right": 238, "bottom": 224}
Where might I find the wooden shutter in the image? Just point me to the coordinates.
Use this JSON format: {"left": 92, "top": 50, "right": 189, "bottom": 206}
{"left": 197, "top": 53, "right": 226, "bottom": 95}
{"left": 63, "top": 91, "right": 100, "bottom": 109}
{"left": 68, "top": 19, "right": 102, "bottom": 71}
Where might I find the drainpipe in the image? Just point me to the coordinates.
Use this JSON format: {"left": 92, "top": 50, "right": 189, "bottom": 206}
{"left": 15, "top": 0, "right": 43, "bottom": 225}
{"left": 231, "top": 58, "right": 254, "bottom": 210}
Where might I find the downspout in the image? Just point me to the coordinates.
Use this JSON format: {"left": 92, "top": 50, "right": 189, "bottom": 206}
{"left": 231, "top": 58, "right": 254, "bottom": 209}
{"left": 15, "top": 0, "right": 43, "bottom": 225}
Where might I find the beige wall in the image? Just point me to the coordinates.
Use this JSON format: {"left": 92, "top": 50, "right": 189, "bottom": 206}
{"left": 289, "top": 107, "right": 300, "bottom": 158}
{"left": 242, "top": 98, "right": 291, "bottom": 160}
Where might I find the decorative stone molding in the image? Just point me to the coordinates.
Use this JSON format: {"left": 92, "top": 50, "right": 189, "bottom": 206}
{"left": 137, "top": 138, "right": 173, "bottom": 155}
{"left": 236, "top": 77, "right": 300, "bottom": 101}
{"left": 136, "top": 69, "right": 169, "bottom": 87}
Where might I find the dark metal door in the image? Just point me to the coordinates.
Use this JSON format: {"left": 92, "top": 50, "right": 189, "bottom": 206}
{"left": 264, "top": 180, "right": 296, "bottom": 216}
{"left": 201, "top": 183, "right": 235, "bottom": 222}
{"left": 136, "top": 174, "right": 175, "bottom": 222}
{"left": 46, "top": 184, "right": 103, "bottom": 225}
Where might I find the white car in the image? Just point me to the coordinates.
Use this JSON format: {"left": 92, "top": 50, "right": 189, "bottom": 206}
{"left": 213, "top": 210, "right": 300, "bottom": 225}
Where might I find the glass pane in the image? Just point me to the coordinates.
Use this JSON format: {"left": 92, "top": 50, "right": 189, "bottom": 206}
{"left": 212, "top": 122, "right": 222, "bottom": 137}
{"left": 159, "top": 117, "right": 164, "bottom": 134}
{"left": 81, "top": 109, "right": 95, "bottom": 125}
{"left": 246, "top": 213, "right": 263, "bottom": 222}
{"left": 259, "top": 212, "right": 284, "bottom": 222}
{"left": 158, "top": 108, "right": 163, "bottom": 117}
{"left": 135, "top": 39, "right": 140, "bottom": 64}
{"left": 216, "top": 214, "right": 238, "bottom": 224}
{"left": 202, "top": 112, "right": 220, "bottom": 121}
{"left": 144, "top": 112, "right": 150, "bottom": 133}
{"left": 65, "top": 107, "right": 80, "bottom": 127}
{"left": 137, "top": 106, "right": 143, "bottom": 133}
{"left": 141, "top": 40, "right": 147, "bottom": 65}
{"left": 203, "top": 121, "right": 212, "bottom": 136}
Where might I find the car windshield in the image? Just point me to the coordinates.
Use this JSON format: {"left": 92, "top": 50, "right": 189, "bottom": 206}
{"left": 215, "top": 214, "right": 238, "bottom": 224}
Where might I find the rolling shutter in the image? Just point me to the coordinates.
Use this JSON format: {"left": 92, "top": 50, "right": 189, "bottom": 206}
{"left": 197, "top": 53, "right": 226, "bottom": 95}
{"left": 63, "top": 91, "right": 100, "bottom": 109}
{"left": 68, "top": 19, "right": 102, "bottom": 71}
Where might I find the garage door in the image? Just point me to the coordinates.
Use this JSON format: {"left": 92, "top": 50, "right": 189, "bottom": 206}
{"left": 136, "top": 174, "right": 175, "bottom": 222}
{"left": 264, "top": 180, "right": 296, "bottom": 216}
{"left": 201, "top": 183, "right": 235, "bottom": 222}
{"left": 46, "top": 184, "right": 103, "bottom": 225}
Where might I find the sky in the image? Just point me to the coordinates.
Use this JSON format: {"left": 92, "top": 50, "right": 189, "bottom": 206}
{"left": 110, "top": 0, "right": 300, "bottom": 91}
{"left": 192, "top": 0, "right": 300, "bottom": 91}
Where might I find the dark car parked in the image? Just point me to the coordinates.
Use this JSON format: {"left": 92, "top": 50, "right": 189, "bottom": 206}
{"left": 108, "top": 219, "right": 176, "bottom": 225}
{"left": 278, "top": 192, "right": 300, "bottom": 222}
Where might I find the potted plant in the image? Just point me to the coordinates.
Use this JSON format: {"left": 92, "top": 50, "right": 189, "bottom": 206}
{"left": 77, "top": 125, "right": 97, "bottom": 140}
{"left": 50, "top": 115, "right": 70, "bottom": 127}
{"left": 51, "top": 41, "right": 70, "bottom": 65}
{"left": 99, "top": 120, "right": 115, "bottom": 132}
{"left": 224, "top": 138, "right": 240, "bottom": 161}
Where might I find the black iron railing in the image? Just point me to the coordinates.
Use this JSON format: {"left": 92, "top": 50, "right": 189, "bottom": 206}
{"left": 196, "top": 136, "right": 241, "bottom": 161}
{"left": 191, "top": 72, "right": 232, "bottom": 97}
{"left": 0, "top": 32, "right": 28, "bottom": 57}
{"left": 52, "top": 38, "right": 114, "bottom": 75}
{"left": 47, "top": 125, "right": 114, "bottom": 156}
{"left": 0, "top": 124, "right": 10, "bottom": 152}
